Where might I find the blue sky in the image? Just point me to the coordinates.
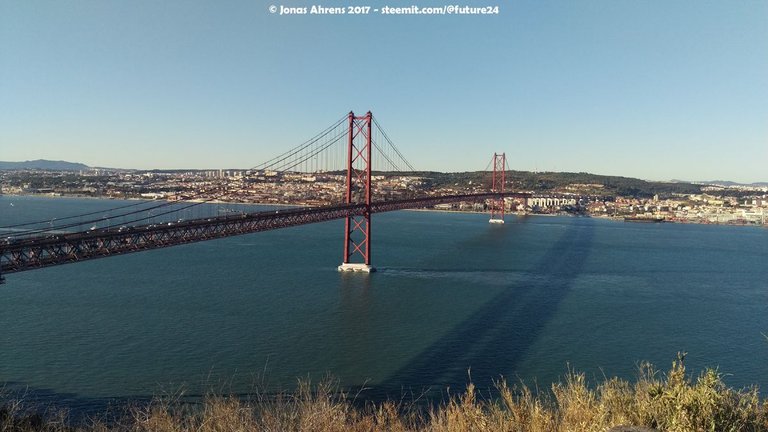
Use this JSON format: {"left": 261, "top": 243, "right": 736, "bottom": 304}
{"left": 1, "top": 1, "right": 766, "bottom": 182}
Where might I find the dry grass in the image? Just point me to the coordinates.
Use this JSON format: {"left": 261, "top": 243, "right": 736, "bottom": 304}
{"left": 3, "top": 355, "right": 767, "bottom": 432}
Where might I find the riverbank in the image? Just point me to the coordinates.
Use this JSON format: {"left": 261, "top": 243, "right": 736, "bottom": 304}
{"left": 2, "top": 356, "right": 766, "bottom": 432}
{"left": 2, "top": 193, "right": 765, "bottom": 231}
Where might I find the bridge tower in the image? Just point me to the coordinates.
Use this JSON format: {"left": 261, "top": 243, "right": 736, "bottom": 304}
{"left": 338, "top": 111, "right": 375, "bottom": 273}
{"left": 489, "top": 152, "right": 506, "bottom": 224}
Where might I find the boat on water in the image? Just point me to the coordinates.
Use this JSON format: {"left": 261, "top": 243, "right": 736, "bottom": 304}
{"left": 624, "top": 216, "right": 666, "bottom": 223}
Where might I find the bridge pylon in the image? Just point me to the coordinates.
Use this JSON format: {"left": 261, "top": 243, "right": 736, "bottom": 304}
{"left": 338, "top": 111, "right": 376, "bottom": 273}
{"left": 489, "top": 152, "right": 506, "bottom": 224}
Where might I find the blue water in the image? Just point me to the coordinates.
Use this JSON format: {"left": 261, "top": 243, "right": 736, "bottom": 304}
{"left": 1, "top": 195, "right": 767, "bottom": 412}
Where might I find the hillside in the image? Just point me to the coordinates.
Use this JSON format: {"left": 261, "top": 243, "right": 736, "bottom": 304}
{"left": 0, "top": 159, "right": 90, "bottom": 171}
{"left": 401, "top": 170, "right": 703, "bottom": 198}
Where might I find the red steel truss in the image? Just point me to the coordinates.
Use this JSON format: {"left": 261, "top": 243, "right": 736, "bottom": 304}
{"left": 1, "top": 205, "right": 364, "bottom": 275}
{"left": 0, "top": 192, "right": 530, "bottom": 278}
{"left": 341, "top": 111, "right": 373, "bottom": 269}
{"left": 0, "top": 117, "right": 527, "bottom": 282}
{"left": 490, "top": 153, "right": 506, "bottom": 223}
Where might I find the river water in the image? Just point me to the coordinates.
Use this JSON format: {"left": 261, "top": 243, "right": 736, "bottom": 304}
{"left": 1, "top": 195, "right": 767, "bottom": 412}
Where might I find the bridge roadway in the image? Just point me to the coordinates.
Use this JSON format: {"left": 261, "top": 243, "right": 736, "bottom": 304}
{"left": 0, "top": 192, "right": 529, "bottom": 278}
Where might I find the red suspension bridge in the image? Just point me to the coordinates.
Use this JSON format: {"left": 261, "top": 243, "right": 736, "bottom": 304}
{"left": 0, "top": 112, "right": 529, "bottom": 283}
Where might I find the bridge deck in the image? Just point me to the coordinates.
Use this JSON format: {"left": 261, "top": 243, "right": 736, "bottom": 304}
{"left": 0, "top": 193, "right": 529, "bottom": 277}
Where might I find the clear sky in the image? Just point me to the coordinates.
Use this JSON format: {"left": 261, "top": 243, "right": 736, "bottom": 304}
{"left": 1, "top": 1, "right": 766, "bottom": 182}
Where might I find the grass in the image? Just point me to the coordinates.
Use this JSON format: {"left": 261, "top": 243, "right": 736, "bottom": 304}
{"left": 2, "top": 354, "right": 767, "bottom": 432}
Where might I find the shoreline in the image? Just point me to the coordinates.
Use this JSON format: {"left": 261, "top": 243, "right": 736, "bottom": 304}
{"left": 2, "top": 193, "right": 764, "bottom": 228}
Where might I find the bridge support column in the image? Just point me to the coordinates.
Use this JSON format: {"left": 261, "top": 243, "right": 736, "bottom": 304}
{"left": 489, "top": 152, "right": 506, "bottom": 224}
{"left": 338, "top": 111, "right": 376, "bottom": 273}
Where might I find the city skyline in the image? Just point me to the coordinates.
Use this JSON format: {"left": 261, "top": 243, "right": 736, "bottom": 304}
{"left": 1, "top": 1, "right": 767, "bottom": 183}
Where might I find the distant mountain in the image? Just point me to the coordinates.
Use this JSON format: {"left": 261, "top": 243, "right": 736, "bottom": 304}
{"left": 0, "top": 159, "right": 90, "bottom": 171}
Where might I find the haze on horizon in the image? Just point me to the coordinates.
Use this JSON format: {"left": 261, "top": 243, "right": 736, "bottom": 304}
{"left": 1, "top": 1, "right": 766, "bottom": 183}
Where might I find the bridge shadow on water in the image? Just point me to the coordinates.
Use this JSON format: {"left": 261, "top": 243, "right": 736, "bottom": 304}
{"left": 2, "top": 218, "right": 596, "bottom": 421}
{"left": 361, "top": 217, "right": 596, "bottom": 404}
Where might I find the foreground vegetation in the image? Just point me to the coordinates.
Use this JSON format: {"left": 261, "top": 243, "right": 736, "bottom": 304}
{"left": 2, "top": 355, "right": 767, "bottom": 432}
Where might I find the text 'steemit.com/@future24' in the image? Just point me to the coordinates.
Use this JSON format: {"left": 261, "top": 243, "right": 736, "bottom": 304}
{"left": 268, "top": 4, "right": 501, "bottom": 16}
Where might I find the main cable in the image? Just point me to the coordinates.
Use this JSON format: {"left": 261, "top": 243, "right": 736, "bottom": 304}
{"left": 4, "top": 115, "right": 350, "bottom": 237}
